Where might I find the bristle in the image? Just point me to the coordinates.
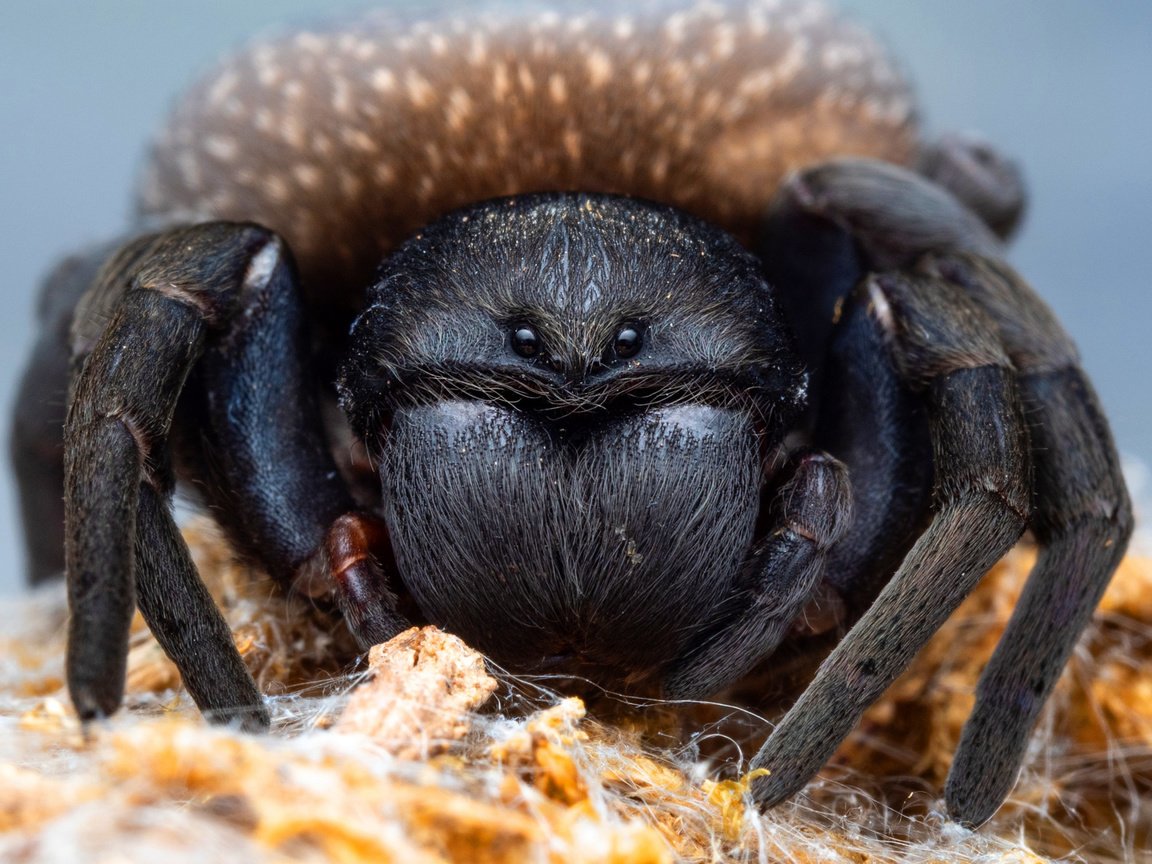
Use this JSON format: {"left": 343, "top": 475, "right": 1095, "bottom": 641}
{"left": 138, "top": 0, "right": 918, "bottom": 301}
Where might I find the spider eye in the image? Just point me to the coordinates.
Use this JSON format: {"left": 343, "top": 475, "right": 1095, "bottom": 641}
{"left": 613, "top": 324, "right": 643, "bottom": 359}
{"left": 511, "top": 325, "right": 540, "bottom": 358}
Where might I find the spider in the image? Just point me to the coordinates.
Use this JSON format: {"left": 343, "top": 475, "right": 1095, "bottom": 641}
{"left": 11, "top": 0, "right": 1130, "bottom": 829}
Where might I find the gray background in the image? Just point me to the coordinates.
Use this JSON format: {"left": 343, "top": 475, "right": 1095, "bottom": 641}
{"left": 1, "top": 1, "right": 1149, "bottom": 594}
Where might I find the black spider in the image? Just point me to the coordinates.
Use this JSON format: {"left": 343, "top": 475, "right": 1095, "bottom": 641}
{"left": 11, "top": 0, "right": 1130, "bottom": 829}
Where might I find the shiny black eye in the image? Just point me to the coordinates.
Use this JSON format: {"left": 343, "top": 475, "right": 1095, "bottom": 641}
{"left": 613, "top": 324, "right": 643, "bottom": 359}
{"left": 511, "top": 325, "right": 540, "bottom": 358}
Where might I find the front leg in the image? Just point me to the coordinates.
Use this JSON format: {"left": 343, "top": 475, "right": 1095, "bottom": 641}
{"left": 65, "top": 226, "right": 263, "bottom": 725}
{"left": 65, "top": 222, "right": 406, "bottom": 728}
{"left": 753, "top": 158, "right": 1130, "bottom": 826}
{"left": 750, "top": 270, "right": 1031, "bottom": 817}
{"left": 172, "top": 228, "right": 406, "bottom": 648}
{"left": 663, "top": 451, "right": 851, "bottom": 700}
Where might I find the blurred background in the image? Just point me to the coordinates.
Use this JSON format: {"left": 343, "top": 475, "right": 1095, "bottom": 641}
{"left": 2, "top": 1, "right": 1150, "bottom": 593}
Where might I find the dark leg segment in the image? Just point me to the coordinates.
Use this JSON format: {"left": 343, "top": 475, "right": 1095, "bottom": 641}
{"left": 918, "top": 133, "right": 1027, "bottom": 241}
{"left": 135, "top": 482, "right": 268, "bottom": 730}
{"left": 814, "top": 283, "right": 933, "bottom": 614}
{"left": 766, "top": 159, "right": 1001, "bottom": 274}
{"left": 64, "top": 418, "right": 141, "bottom": 719}
{"left": 922, "top": 254, "right": 1133, "bottom": 825}
{"left": 61, "top": 225, "right": 287, "bottom": 725}
{"left": 12, "top": 248, "right": 117, "bottom": 585}
{"left": 761, "top": 162, "right": 1131, "bottom": 824}
{"left": 176, "top": 232, "right": 405, "bottom": 647}
{"left": 65, "top": 279, "right": 211, "bottom": 719}
{"left": 749, "top": 272, "right": 1031, "bottom": 809}
{"left": 662, "top": 451, "right": 851, "bottom": 700}
{"left": 758, "top": 182, "right": 864, "bottom": 388}
{"left": 946, "top": 369, "right": 1130, "bottom": 824}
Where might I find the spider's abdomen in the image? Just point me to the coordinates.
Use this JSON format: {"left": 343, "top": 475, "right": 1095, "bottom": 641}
{"left": 138, "top": 0, "right": 917, "bottom": 303}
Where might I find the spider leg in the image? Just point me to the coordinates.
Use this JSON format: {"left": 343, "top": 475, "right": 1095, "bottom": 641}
{"left": 134, "top": 481, "right": 267, "bottom": 729}
{"left": 173, "top": 229, "right": 406, "bottom": 649}
{"left": 812, "top": 272, "right": 935, "bottom": 612}
{"left": 760, "top": 169, "right": 936, "bottom": 613}
{"left": 758, "top": 156, "right": 999, "bottom": 397}
{"left": 65, "top": 221, "right": 407, "bottom": 727}
{"left": 918, "top": 133, "right": 1027, "bottom": 241}
{"left": 662, "top": 451, "right": 851, "bottom": 700}
{"left": 922, "top": 253, "right": 1132, "bottom": 827}
{"left": 756, "top": 159, "right": 1131, "bottom": 825}
{"left": 64, "top": 224, "right": 271, "bottom": 724}
{"left": 12, "top": 247, "right": 114, "bottom": 585}
{"left": 750, "top": 269, "right": 1031, "bottom": 810}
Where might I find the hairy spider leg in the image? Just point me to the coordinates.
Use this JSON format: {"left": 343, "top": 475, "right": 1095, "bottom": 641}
{"left": 750, "top": 265, "right": 1031, "bottom": 817}
{"left": 663, "top": 450, "right": 852, "bottom": 699}
{"left": 61, "top": 222, "right": 407, "bottom": 729}
{"left": 750, "top": 159, "right": 1131, "bottom": 827}
{"left": 924, "top": 252, "right": 1132, "bottom": 826}
{"left": 63, "top": 229, "right": 266, "bottom": 728}
{"left": 12, "top": 245, "right": 121, "bottom": 585}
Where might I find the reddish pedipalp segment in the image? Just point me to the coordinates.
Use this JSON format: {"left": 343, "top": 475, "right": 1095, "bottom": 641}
{"left": 325, "top": 512, "right": 390, "bottom": 587}
{"left": 138, "top": 0, "right": 918, "bottom": 303}
{"left": 321, "top": 512, "right": 407, "bottom": 648}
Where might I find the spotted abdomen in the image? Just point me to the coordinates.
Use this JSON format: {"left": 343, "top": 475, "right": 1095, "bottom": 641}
{"left": 139, "top": 0, "right": 917, "bottom": 302}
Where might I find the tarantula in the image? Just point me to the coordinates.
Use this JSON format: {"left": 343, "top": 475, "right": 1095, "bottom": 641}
{"left": 12, "top": 0, "right": 1130, "bottom": 828}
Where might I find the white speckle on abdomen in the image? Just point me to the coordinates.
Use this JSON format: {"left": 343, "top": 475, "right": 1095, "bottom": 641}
{"left": 138, "top": 0, "right": 918, "bottom": 301}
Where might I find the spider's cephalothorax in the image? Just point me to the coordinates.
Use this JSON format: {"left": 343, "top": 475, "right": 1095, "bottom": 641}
{"left": 340, "top": 195, "right": 806, "bottom": 684}
{"left": 12, "top": 0, "right": 1130, "bottom": 831}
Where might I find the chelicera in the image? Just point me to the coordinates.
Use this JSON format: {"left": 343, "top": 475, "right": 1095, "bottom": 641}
{"left": 11, "top": 0, "right": 1131, "bottom": 829}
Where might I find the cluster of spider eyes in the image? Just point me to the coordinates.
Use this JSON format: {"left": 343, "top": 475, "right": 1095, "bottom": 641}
{"left": 510, "top": 323, "right": 644, "bottom": 364}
